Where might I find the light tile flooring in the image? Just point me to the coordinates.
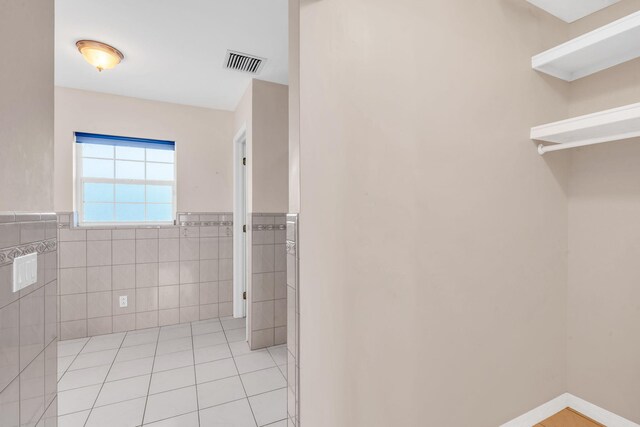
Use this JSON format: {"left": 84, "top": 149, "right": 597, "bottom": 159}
{"left": 57, "top": 318, "right": 287, "bottom": 427}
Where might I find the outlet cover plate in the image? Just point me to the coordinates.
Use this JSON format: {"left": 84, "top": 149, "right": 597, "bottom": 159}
{"left": 13, "top": 253, "right": 37, "bottom": 293}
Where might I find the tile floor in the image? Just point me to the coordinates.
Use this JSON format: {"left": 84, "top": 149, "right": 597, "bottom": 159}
{"left": 57, "top": 317, "right": 287, "bottom": 427}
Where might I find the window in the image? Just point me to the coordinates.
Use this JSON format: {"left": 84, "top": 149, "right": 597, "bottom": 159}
{"left": 75, "top": 132, "right": 176, "bottom": 225}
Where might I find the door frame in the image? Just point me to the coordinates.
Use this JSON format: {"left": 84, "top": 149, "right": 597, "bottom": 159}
{"left": 232, "top": 124, "right": 248, "bottom": 319}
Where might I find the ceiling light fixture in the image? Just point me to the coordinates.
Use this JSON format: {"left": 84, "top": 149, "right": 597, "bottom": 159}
{"left": 76, "top": 40, "right": 124, "bottom": 72}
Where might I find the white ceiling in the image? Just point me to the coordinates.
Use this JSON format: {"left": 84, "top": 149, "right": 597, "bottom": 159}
{"left": 55, "top": 0, "right": 288, "bottom": 111}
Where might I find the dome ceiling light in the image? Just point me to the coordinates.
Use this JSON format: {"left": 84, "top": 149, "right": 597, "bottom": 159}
{"left": 76, "top": 40, "right": 124, "bottom": 72}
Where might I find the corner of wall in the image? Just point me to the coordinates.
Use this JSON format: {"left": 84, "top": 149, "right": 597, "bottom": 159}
{"left": 563, "top": 3, "right": 640, "bottom": 423}
{"left": 0, "top": 0, "right": 54, "bottom": 212}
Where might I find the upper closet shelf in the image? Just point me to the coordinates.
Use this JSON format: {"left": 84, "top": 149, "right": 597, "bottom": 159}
{"left": 527, "top": 0, "right": 621, "bottom": 23}
{"left": 533, "top": 10, "right": 640, "bottom": 81}
{"left": 532, "top": 102, "right": 640, "bottom": 154}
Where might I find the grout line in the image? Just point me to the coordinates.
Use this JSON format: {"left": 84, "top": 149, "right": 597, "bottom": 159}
{"left": 140, "top": 327, "right": 161, "bottom": 425}
{"left": 85, "top": 234, "right": 89, "bottom": 341}
{"left": 244, "top": 386, "right": 288, "bottom": 400}
{"left": 111, "top": 236, "right": 115, "bottom": 336}
{"left": 155, "top": 235, "right": 159, "bottom": 331}
{"left": 82, "top": 332, "right": 127, "bottom": 427}
{"left": 90, "top": 377, "right": 150, "bottom": 411}
{"left": 10, "top": 277, "right": 21, "bottom": 424}
{"left": 178, "top": 229, "right": 183, "bottom": 326}
{"left": 189, "top": 321, "right": 202, "bottom": 427}
{"left": 138, "top": 410, "right": 199, "bottom": 426}
{"left": 36, "top": 392, "right": 59, "bottom": 425}
{"left": 57, "top": 337, "right": 92, "bottom": 384}
{"left": 265, "top": 347, "right": 285, "bottom": 377}
{"left": 61, "top": 331, "right": 127, "bottom": 355}
{"left": 138, "top": 390, "right": 271, "bottom": 427}
{"left": 63, "top": 348, "right": 119, "bottom": 373}
{"left": 221, "top": 321, "right": 260, "bottom": 427}
{"left": 197, "top": 360, "right": 279, "bottom": 386}
{"left": 58, "top": 335, "right": 272, "bottom": 381}
{"left": 198, "top": 387, "right": 288, "bottom": 413}
{"left": 62, "top": 384, "right": 289, "bottom": 423}
{"left": 217, "top": 228, "right": 221, "bottom": 323}
{"left": 262, "top": 419, "right": 288, "bottom": 427}
{"left": 59, "top": 368, "right": 150, "bottom": 394}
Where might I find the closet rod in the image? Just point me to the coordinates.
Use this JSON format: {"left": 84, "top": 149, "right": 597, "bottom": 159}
{"left": 537, "top": 138, "right": 616, "bottom": 155}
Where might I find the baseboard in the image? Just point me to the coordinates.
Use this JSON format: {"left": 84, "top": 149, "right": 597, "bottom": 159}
{"left": 500, "top": 393, "right": 639, "bottom": 427}
{"left": 500, "top": 393, "right": 571, "bottom": 427}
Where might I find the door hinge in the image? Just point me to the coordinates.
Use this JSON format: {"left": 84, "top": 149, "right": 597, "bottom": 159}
{"left": 242, "top": 157, "right": 246, "bottom": 166}
{"left": 243, "top": 291, "right": 247, "bottom": 300}
{"left": 243, "top": 224, "right": 246, "bottom": 233}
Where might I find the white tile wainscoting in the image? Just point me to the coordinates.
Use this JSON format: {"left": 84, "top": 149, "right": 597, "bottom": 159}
{"left": 286, "top": 214, "right": 299, "bottom": 426}
{"left": 56, "top": 317, "right": 287, "bottom": 427}
{"left": 0, "top": 212, "right": 58, "bottom": 427}
{"left": 56, "top": 213, "right": 234, "bottom": 340}
{"left": 249, "top": 214, "right": 287, "bottom": 351}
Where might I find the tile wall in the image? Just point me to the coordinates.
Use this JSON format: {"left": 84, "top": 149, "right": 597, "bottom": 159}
{"left": 286, "top": 214, "right": 300, "bottom": 426}
{"left": 0, "top": 212, "right": 58, "bottom": 427}
{"left": 249, "top": 214, "right": 287, "bottom": 350}
{"left": 57, "top": 212, "right": 234, "bottom": 340}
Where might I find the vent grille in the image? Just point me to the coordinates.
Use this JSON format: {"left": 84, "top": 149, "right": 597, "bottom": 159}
{"left": 224, "top": 50, "right": 266, "bottom": 74}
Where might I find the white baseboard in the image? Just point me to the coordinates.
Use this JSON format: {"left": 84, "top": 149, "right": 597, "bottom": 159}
{"left": 566, "top": 394, "right": 639, "bottom": 427}
{"left": 500, "top": 393, "right": 571, "bottom": 427}
{"left": 500, "top": 393, "right": 639, "bottom": 427}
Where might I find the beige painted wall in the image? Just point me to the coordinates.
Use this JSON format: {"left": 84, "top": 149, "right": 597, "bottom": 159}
{"left": 234, "top": 80, "right": 289, "bottom": 214}
{"left": 298, "top": 0, "right": 570, "bottom": 425}
{"left": 566, "top": 1, "right": 640, "bottom": 423}
{"left": 252, "top": 80, "right": 289, "bottom": 213}
{"left": 54, "top": 87, "right": 234, "bottom": 213}
{"left": 0, "top": 0, "right": 54, "bottom": 212}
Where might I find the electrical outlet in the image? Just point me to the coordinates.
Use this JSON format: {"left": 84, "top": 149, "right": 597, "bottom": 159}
{"left": 119, "top": 295, "right": 128, "bottom": 308}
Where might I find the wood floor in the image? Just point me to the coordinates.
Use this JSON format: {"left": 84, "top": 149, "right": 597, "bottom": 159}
{"left": 535, "top": 408, "right": 605, "bottom": 427}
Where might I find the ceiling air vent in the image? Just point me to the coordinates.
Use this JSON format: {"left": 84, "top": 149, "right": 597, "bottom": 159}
{"left": 224, "top": 50, "right": 266, "bottom": 75}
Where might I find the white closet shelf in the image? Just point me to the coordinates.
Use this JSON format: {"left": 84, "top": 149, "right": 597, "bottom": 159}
{"left": 532, "top": 102, "right": 640, "bottom": 154}
{"left": 527, "top": 0, "right": 620, "bottom": 23}
{"left": 532, "top": 10, "right": 640, "bottom": 81}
